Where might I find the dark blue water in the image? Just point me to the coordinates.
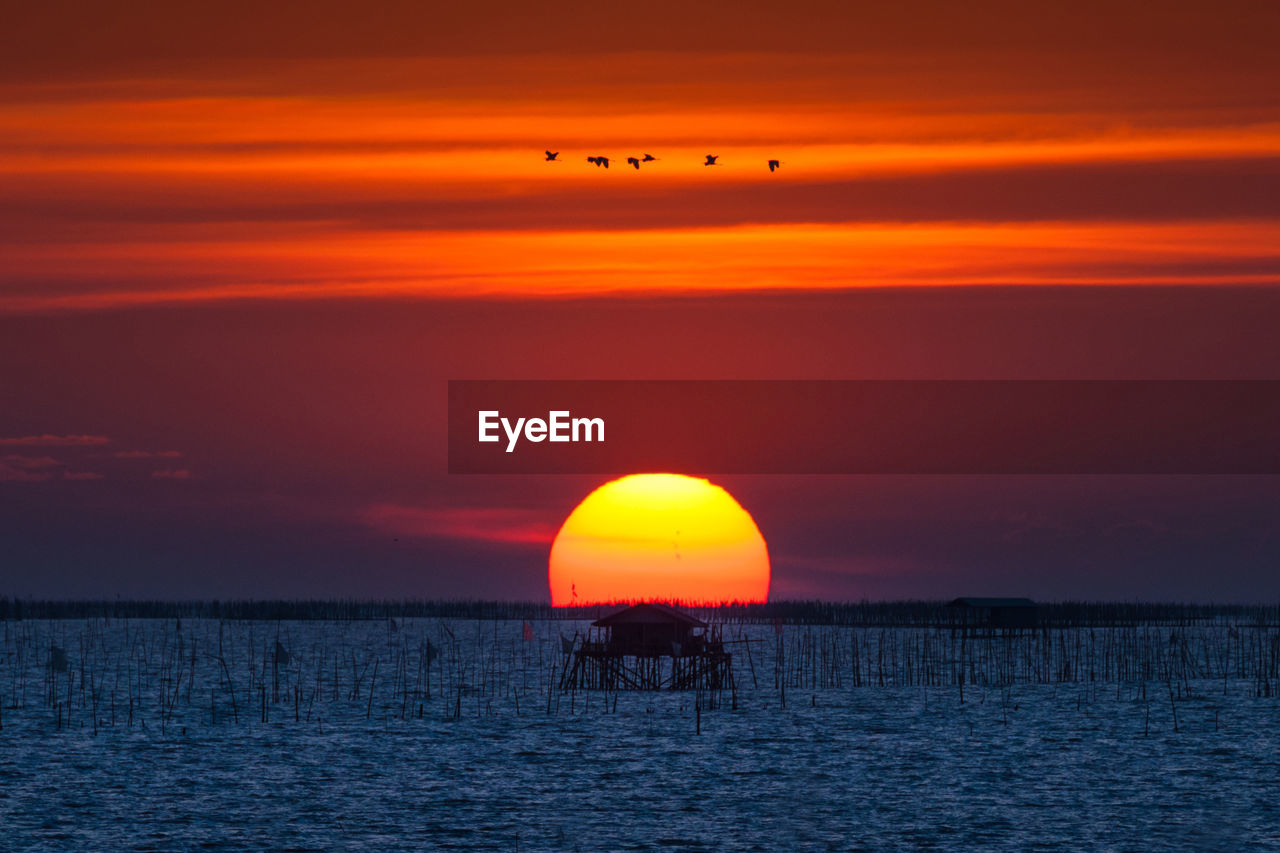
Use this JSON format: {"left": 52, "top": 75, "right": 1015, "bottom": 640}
{"left": 2, "top": 620, "right": 1276, "bottom": 851}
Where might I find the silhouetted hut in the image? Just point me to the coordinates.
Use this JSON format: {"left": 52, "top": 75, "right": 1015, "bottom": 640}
{"left": 948, "top": 597, "right": 1038, "bottom": 630}
{"left": 595, "top": 602, "right": 708, "bottom": 657}
{"left": 560, "top": 602, "right": 732, "bottom": 691}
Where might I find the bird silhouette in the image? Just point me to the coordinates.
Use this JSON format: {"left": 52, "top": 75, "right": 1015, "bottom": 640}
{"left": 704, "top": 154, "right": 719, "bottom": 166}
{"left": 545, "top": 150, "right": 559, "bottom": 161}
{"left": 586, "top": 155, "right": 610, "bottom": 169}
{"left": 767, "top": 159, "right": 781, "bottom": 172}
{"left": 641, "top": 153, "right": 659, "bottom": 162}
{"left": 626, "top": 157, "right": 641, "bottom": 170}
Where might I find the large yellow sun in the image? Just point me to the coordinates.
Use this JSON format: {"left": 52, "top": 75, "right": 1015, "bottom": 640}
{"left": 548, "top": 473, "right": 770, "bottom": 605}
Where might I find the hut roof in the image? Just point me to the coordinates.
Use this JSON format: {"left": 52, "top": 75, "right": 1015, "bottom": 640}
{"left": 948, "top": 597, "right": 1037, "bottom": 608}
{"left": 592, "top": 602, "right": 708, "bottom": 628}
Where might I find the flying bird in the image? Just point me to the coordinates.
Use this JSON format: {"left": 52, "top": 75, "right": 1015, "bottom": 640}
{"left": 767, "top": 159, "right": 781, "bottom": 172}
{"left": 626, "top": 157, "right": 641, "bottom": 170}
{"left": 587, "top": 155, "right": 610, "bottom": 168}
{"left": 545, "top": 150, "right": 559, "bottom": 161}
{"left": 704, "top": 154, "right": 718, "bottom": 166}
{"left": 641, "top": 154, "right": 659, "bottom": 162}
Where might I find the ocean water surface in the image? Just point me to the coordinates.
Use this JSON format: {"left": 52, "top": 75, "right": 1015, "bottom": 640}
{"left": 2, "top": 618, "right": 1277, "bottom": 851}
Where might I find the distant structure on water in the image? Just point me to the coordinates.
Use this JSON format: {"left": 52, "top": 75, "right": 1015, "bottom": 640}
{"left": 559, "top": 602, "right": 734, "bottom": 691}
{"left": 948, "top": 597, "right": 1039, "bottom": 630}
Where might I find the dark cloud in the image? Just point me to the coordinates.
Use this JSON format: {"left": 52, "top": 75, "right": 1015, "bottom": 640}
{"left": 6, "top": 158, "right": 1277, "bottom": 237}
{"left": 360, "top": 504, "right": 557, "bottom": 546}
{"left": 0, "top": 434, "right": 109, "bottom": 446}
{"left": 0, "top": 461, "right": 52, "bottom": 482}
{"left": 2, "top": 454, "right": 61, "bottom": 469}
{"left": 5, "top": 1, "right": 1276, "bottom": 79}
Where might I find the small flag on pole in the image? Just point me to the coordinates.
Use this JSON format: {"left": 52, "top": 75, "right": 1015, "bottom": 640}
{"left": 522, "top": 621, "right": 535, "bottom": 642}
{"left": 561, "top": 633, "right": 575, "bottom": 655}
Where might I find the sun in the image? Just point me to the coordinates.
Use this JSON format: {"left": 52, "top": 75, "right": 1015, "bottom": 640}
{"left": 548, "top": 473, "right": 769, "bottom": 605}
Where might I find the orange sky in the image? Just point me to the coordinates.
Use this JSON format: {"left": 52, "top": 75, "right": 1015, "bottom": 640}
{"left": 4, "top": 2, "right": 1280, "bottom": 602}
{"left": 1, "top": 3, "right": 1277, "bottom": 311}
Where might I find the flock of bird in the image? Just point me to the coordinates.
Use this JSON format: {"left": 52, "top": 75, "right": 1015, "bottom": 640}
{"left": 544, "top": 150, "right": 783, "bottom": 172}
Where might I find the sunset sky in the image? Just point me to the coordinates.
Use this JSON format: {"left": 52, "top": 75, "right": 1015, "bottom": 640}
{"left": 2, "top": 1, "right": 1278, "bottom": 600}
